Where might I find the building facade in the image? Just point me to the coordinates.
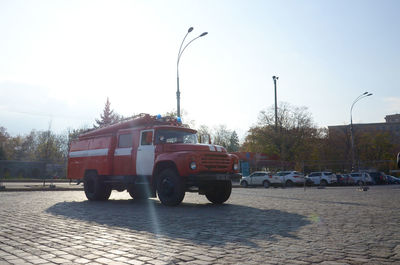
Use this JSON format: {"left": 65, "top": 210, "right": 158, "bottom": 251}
{"left": 328, "top": 114, "right": 400, "bottom": 139}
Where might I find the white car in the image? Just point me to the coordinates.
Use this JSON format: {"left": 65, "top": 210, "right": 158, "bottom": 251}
{"left": 306, "top": 172, "right": 337, "bottom": 186}
{"left": 271, "top": 171, "right": 305, "bottom": 187}
{"left": 240, "top": 171, "right": 276, "bottom": 188}
{"left": 349, "top": 172, "right": 373, "bottom": 185}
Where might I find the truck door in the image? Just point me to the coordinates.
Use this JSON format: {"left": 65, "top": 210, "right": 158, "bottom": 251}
{"left": 113, "top": 132, "right": 134, "bottom": 175}
{"left": 136, "top": 130, "right": 155, "bottom": 176}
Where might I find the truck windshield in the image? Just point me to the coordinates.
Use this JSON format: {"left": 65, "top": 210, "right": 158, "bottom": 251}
{"left": 155, "top": 129, "right": 198, "bottom": 144}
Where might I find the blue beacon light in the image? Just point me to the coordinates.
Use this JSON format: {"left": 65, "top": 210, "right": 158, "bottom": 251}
{"left": 156, "top": 114, "right": 162, "bottom": 119}
{"left": 177, "top": 117, "right": 182, "bottom": 123}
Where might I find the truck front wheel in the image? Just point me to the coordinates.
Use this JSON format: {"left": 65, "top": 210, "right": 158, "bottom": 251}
{"left": 205, "top": 180, "right": 232, "bottom": 204}
{"left": 157, "top": 169, "right": 185, "bottom": 206}
{"left": 84, "top": 172, "right": 111, "bottom": 201}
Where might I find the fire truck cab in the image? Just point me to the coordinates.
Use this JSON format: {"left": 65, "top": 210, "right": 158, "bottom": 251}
{"left": 67, "top": 114, "right": 240, "bottom": 206}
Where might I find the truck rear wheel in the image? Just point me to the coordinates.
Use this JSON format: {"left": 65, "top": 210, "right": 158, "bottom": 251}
{"left": 205, "top": 180, "right": 232, "bottom": 204}
{"left": 84, "top": 172, "right": 111, "bottom": 201}
{"left": 157, "top": 168, "right": 185, "bottom": 206}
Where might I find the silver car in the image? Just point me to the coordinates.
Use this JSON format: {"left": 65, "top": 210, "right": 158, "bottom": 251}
{"left": 240, "top": 171, "right": 275, "bottom": 188}
{"left": 349, "top": 172, "right": 373, "bottom": 185}
{"left": 272, "top": 171, "right": 305, "bottom": 187}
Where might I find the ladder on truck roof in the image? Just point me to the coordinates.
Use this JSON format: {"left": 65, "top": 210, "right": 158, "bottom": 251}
{"left": 78, "top": 113, "right": 185, "bottom": 139}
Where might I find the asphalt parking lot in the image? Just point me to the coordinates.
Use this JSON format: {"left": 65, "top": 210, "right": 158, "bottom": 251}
{"left": 1, "top": 185, "right": 400, "bottom": 265}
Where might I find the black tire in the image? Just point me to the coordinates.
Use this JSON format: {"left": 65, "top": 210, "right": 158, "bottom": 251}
{"left": 357, "top": 180, "right": 365, "bottom": 186}
{"left": 241, "top": 181, "right": 248, "bottom": 188}
{"left": 128, "top": 186, "right": 150, "bottom": 200}
{"left": 263, "top": 180, "right": 270, "bottom": 188}
{"left": 285, "top": 180, "right": 294, "bottom": 187}
{"left": 84, "top": 172, "right": 111, "bottom": 201}
{"left": 157, "top": 168, "right": 185, "bottom": 206}
{"left": 320, "top": 180, "right": 328, "bottom": 186}
{"left": 205, "top": 180, "right": 232, "bottom": 204}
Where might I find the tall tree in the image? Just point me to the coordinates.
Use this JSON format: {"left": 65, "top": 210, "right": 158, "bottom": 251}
{"left": 227, "top": 131, "right": 240, "bottom": 152}
{"left": 357, "top": 132, "right": 394, "bottom": 161}
{"left": 94, "top": 97, "right": 121, "bottom": 128}
{"left": 0, "top": 126, "right": 9, "bottom": 160}
{"left": 197, "top": 125, "right": 212, "bottom": 144}
{"left": 242, "top": 102, "right": 319, "bottom": 163}
{"left": 36, "top": 130, "right": 66, "bottom": 163}
{"left": 212, "top": 125, "right": 232, "bottom": 148}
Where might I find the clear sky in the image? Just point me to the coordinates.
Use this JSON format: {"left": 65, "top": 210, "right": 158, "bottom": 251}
{"left": 1, "top": 0, "right": 399, "bottom": 140}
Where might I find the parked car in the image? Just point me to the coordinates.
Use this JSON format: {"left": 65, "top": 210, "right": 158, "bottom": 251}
{"left": 336, "top": 174, "right": 346, "bottom": 185}
{"left": 240, "top": 171, "right": 276, "bottom": 188}
{"left": 386, "top": 175, "right": 400, "bottom": 184}
{"left": 343, "top": 174, "right": 355, "bottom": 185}
{"left": 271, "top": 171, "right": 305, "bottom": 187}
{"left": 337, "top": 173, "right": 355, "bottom": 185}
{"left": 368, "top": 171, "right": 388, "bottom": 185}
{"left": 306, "top": 172, "right": 337, "bottom": 186}
{"left": 349, "top": 172, "right": 373, "bottom": 185}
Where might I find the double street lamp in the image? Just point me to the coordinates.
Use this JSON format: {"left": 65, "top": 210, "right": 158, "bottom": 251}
{"left": 350, "top": 91, "right": 373, "bottom": 170}
{"left": 176, "top": 27, "right": 208, "bottom": 118}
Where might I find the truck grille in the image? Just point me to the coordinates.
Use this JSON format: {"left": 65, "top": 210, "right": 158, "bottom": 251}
{"left": 200, "top": 153, "right": 230, "bottom": 171}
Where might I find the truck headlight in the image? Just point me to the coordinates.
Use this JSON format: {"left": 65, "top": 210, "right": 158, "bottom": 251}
{"left": 233, "top": 163, "right": 239, "bottom": 171}
{"left": 190, "top": 161, "right": 197, "bottom": 170}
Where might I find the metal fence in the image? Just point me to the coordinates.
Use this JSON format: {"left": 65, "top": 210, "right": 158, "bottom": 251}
{"left": 0, "top": 160, "right": 66, "bottom": 179}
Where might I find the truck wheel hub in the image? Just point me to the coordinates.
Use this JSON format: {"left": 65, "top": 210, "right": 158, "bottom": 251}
{"left": 161, "top": 178, "right": 174, "bottom": 196}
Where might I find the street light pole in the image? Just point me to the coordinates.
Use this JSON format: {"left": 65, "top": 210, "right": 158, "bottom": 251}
{"left": 272, "top": 76, "right": 279, "bottom": 131}
{"left": 350, "top": 92, "right": 373, "bottom": 170}
{"left": 176, "top": 27, "right": 208, "bottom": 118}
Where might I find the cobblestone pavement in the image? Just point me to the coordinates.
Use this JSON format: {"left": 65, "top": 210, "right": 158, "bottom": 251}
{"left": 1, "top": 185, "right": 400, "bottom": 265}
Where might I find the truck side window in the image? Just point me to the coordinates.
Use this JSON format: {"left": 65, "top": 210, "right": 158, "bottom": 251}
{"left": 141, "top": 131, "right": 153, "bottom": 145}
{"left": 118, "top": 134, "right": 133, "bottom": 148}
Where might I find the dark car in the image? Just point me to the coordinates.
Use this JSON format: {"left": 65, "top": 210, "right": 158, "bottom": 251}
{"left": 336, "top": 174, "right": 346, "bottom": 185}
{"left": 386, "top": 175, "right": 400, "bottom": 184}
{"left": 336, "top": 174, "right": 353, "bottom": 185}
{"left": 368, "top": 171, "right": 387, "bottom": 185}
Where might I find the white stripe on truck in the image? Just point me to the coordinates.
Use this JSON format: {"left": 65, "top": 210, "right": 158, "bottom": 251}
{"left": 114, "top": 148, "right": 132, "bottom": 156}
{"left": 69, "top": 148, "right": 109, "bottom": 158}
{"left": 208, "top": 145, "right": 223, "bottom": 152}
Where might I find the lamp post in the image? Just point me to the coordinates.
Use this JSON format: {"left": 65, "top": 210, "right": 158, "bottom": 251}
{"left": 272, "top": 76, "right": 279, "bottom": 131}
{"left": 350, "top": 92, "right": 373, "bottom": 170}
{"left": 176, "top": 27, "right": 208, "bottom": 118}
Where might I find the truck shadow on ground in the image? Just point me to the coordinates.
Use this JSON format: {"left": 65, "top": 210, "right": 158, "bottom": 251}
{"left": 46, "top": 199, "right": 310, "bottom": 247}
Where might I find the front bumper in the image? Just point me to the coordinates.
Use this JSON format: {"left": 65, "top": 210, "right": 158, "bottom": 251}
{"left": 187, "top": 172, "right": 241, "bottom": 185}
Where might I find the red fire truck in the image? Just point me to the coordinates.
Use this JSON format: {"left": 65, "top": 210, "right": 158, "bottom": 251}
{"left": 67, "top": 114, "right": 240, "bottom": 206}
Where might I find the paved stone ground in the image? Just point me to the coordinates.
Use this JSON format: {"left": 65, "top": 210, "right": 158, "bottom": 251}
{"left": 1, "top": 185, "right": 400, "bottom": 265}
